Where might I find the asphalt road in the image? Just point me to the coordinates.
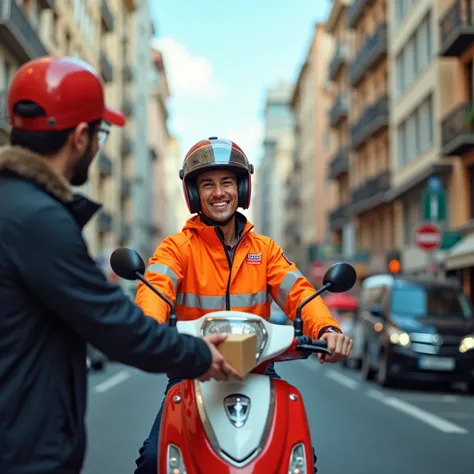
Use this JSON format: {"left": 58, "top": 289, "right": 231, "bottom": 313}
{"left": 82, "top": 359, "right": 473, "bottom": 474}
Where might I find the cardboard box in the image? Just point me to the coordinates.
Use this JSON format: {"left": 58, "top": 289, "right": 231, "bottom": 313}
{"left": 217, "top": 333, "right": 257, "bottom": 377}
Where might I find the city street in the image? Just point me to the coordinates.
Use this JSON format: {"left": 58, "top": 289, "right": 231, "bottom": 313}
{"left": 83, "top": 359, "right": 473, "bottom": 474}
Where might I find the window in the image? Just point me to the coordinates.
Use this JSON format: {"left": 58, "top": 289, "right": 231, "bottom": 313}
{"left": 395, "top": 12, "right": 433, "bottom": 96}
{"left": 394, "top": 0, "right": 415, "bottom": 25}
{"left": 396, "top": 94, "right": 434, "bottom": 167}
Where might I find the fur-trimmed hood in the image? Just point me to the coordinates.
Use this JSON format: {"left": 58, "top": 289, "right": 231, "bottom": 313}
{"left": 0, "top": 145, "right": 73, "bottom": 202}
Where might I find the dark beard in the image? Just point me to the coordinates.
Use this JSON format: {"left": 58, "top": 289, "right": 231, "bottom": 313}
{"left": 71, "top": 143, "right": 94, "bottom": 186}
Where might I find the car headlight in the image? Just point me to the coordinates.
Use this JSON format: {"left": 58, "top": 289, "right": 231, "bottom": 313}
{"left": 460, "top": 335, "right": 474, "bottom": 353}
{"left": 387, "top": 327, "right": 411, "bottom": 347}
{"left": 167, "top": 444, "right": 187, "bottom": 474}
{"left": 201, "top": 317, "right": 268, "bottom": 361}
{"left": 288, "top": 442, "right": 307, "bottom": 474}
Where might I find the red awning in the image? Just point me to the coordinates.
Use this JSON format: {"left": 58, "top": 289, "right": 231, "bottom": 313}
{"left": 324, "top": 293, "right": 358, "bottom": 311}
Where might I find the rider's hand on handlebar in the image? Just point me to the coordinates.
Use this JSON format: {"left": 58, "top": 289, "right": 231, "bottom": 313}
{"left": 198, "top": 334, "right": 244, "bottom": 382}
{"left": 317, "top": 332, "right": 353, "bottom": 364}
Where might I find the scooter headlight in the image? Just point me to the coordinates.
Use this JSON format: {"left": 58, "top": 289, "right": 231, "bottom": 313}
{"left": 460, "top": 335, "right": 474, "bottom": 353}
{"left": 201, "top": 317, "right": 268, "bottom": 360}
{"left": 167, "top": 444, "right": 187, "bottom": 474}
{"left": 288, "top": 442, "right": 307, "bottom": 474}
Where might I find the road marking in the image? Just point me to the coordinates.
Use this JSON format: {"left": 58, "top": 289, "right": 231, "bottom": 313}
{"left": 94, "top": 369, "right": 131, "bottom": 393}
{"left": 325, "top": 369, "right": 360, "bottom": 390}
{"left": 440, "top": 412, "right": 474, "bottom": 420}
{"left": 367, "top": 390, "right": 468, "bottom": 434}
{"left": 394, "top": 393, "right": 459, "bottom": 403}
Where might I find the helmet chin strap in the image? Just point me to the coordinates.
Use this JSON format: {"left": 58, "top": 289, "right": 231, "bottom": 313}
{"left": 198, "top": 211, "right": 235, "bottom": 227}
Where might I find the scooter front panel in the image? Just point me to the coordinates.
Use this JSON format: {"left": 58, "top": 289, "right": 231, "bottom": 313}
{"left": 195, "top": 374, "right": 274, "bottom": 465}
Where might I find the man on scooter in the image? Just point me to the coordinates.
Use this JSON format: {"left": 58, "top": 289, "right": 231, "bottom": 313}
{"left": 134, "top": 137, "right": 353, "bottom": 472}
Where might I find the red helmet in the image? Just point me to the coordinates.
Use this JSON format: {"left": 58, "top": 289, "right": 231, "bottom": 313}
{"left": 7, "top": 56, "right": 125, "bottom": 131}
{"left": 179, "top": 137, "right": 254, "bottom": 214}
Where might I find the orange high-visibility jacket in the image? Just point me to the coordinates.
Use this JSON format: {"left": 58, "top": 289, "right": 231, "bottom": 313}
{"left": 135, "top": 214, "right": 341, "bottom": 340}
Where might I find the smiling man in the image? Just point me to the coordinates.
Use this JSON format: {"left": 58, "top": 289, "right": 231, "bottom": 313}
{"left": 132, "top": 137, "right": 352, "bottom": 473}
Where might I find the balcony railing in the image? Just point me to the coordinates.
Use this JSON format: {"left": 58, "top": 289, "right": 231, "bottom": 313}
{"left": 441, "top": 102, "right": 474, "bottom": 155}
{"left": 439, "top": 0, "right": 474, "bottom": 56}
{"left": 329, "top": 95, "right": 349, "bottom": 127}
{"left": 122, "top": 64, "right": 134, "bottom": 82}
{"left": 348, "top": 0, "right": 375, "bottom": 28}
{"left": 101, "top": 0, "right": 114, "bottom": 32}
{"left": 329, "top": 204, "right": 349, "bottom": 229}
{"left": 351, "top": 94, "right": 389, "bottom": 149}
{"left": 329, "top": 43, "right": 349, "bottom": 81}
{"left": 121, "top": 134, "right": 132, "bottom": 156}
{"left": 97, "top": 211, "right": 113, "bottom": 233}
{"left": 100, "top": 51, "right": 114, "bottom": 82}
{"left": 349, "top": 23, "right": 388, "bottom": 87}
{"left": 98, "top": 152, "right": 113, "bottom": 177}
{"left": 351, "top": 170, "right": 391, "bottom": 206}
{"left": 122, "top": 97, "right": 133, "bottom": 116}
{"left": 328, "top": 148, "right": 349, "bottom": 180}
{"left": 0, "top": 0, "right": 48, "bottom": 62}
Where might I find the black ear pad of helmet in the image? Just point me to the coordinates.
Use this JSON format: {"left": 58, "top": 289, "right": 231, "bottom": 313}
{"left": 186, "top": 179, "right": 201, "bottom": 214}
{"left": 238, "top": 176, "right": 251, "bottom": 209}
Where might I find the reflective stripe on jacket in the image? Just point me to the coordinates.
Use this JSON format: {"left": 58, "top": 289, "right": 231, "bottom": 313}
{"left": 135, "top": 213, "right": 341, "bottom": 339}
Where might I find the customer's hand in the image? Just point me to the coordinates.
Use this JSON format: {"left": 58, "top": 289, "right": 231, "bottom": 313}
{"left": 198, "top": 333, "right": 243, "bottom": 382}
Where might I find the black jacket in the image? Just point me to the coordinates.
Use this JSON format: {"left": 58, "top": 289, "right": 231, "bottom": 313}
{"left": 0, "top": 146, "right": 212, "bottom": 474}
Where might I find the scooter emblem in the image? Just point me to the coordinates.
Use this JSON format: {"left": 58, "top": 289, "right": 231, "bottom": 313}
{"left": 224, "top": 394, "right": 251, "bottom": 428}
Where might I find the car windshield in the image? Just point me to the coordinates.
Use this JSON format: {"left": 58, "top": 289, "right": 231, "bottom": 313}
{"left": 391, "top": 284, "right": 473, "bottom": 319}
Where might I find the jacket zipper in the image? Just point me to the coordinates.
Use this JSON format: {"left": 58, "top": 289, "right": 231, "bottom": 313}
{"left": 215, "top": 226, "right": 253, "bottom": 310}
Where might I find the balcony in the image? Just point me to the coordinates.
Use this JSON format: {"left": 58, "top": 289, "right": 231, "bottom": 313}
{"left": 122, "top": 64, "right": 133, "bottom": 82}
{"left": 351, "top": 94, "right": 389, "bottom": 149}
{"left": 349, "top": 23, "right": 388, "bottom": 87}
{"left": 121, "top": 177, "right": 132, "bottom": 198}
{"left": 121, "top": 134, "right": 132, "bottom": 156}
{"left": 38, "top": 0, "right": 56, "bottom": 8}
{"left": 329, "top": 95, "right": 349, "bottom": 127}
{"left": 97, "top": 211, "right": 113, "bottom": 233}
{"left": 351, "top": 170, "right": 391, "bottom": 208}
{"left": 439, "top": 0, "right": 474, "bottom": 56}
{"left": 328, "top": 148, "right": 349, "bottom": 180}
{"left": 347, "top": 0, "right": 375, "bottom": 28}
{"left": 329, "top": 204, "right": 349, "bottom": 229}
{"left": 100, "top": 51, "right": 114, "bottom": 82}
{"left": 0, "top": 0, "right": 48, "bottom": 63}
{"left": 329, "top": 42, "right": 349, "bottom": 81}
{"left": 98, "top": 152, "right": 113, "bottom": 177}
{"left": 101, "top": 0, "right": 114, "bottom": 33}
{"left": 441, "top": 102, "right": 474, "bottom": 155}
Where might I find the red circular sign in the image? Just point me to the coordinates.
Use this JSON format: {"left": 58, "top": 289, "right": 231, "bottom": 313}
{"left": 415, "top": 223, "right": 442, "bottom": 252}
{"left": 310, "top": 262, "right": 326, "bottom": 281}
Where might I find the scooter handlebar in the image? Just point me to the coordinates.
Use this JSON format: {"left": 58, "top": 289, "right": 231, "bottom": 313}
{"left": 294, "top": 336, "right": 332, "bottom": 356}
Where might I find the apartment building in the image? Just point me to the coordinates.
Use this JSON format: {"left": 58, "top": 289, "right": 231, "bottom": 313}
{"left": 326, "top": 0, "right": 354, "bottom": 255}
{"left": 436, "top": 0, "right": 474, "bottom": 302}
{"left": 289, "top": 23, "right": 334, "bottom": 272}
{"left": 345, "top": 0, "right": 392, "bottom": 275}
{"left": 254, "top": 82, "right": 294, "bottom": 250}
{"left": 0, "top": 1, "right": 165, "bottom": 284}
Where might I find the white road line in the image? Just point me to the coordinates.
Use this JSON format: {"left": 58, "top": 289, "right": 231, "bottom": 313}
{"left": 367, "top": 390, "right": 468, "bottom": 434}
{"left": 94, "top": 369, "right": 131, "bottom": 393}
{"left": 325, "top": 369, "right": 360, "bottom": 390}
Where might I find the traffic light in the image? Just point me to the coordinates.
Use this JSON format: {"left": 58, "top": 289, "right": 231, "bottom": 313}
{"left": 386, "top": 250, "right": 402, "bottom": 274}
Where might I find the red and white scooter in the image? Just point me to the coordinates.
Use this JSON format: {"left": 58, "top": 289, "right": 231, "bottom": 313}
{"left": 111, "top": 248, "right": 356, "bottom": 474}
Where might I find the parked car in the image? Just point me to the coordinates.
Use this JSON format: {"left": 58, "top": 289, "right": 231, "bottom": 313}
{"left": 356, "top": 274, "right": 474, "bottom": 391}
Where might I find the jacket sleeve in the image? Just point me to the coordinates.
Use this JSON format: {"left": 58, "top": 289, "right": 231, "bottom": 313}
{"left": 10, "top": 203, "right": 211, "bottom": 377}
{"left": 134, "top": 237, "right": 183, "bottom": 323}
{"left": 266, "top": 239, "right": 342, "bottom": 340}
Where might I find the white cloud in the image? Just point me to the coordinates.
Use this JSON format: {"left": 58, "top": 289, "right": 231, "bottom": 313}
{"left": 226, "top": 123, "right": 264, "bottom": 166}
{"left": 152, "top": 37, "right": 224, "bottom": 100}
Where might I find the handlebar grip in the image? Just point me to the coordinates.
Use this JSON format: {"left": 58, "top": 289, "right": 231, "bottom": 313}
{"left": 295, "top": 340, "right": 332, "bottom": 355}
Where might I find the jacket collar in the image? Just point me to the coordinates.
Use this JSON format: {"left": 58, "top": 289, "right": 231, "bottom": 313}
{"left": 0, "top": 145, "right": 101, "bottom": 228}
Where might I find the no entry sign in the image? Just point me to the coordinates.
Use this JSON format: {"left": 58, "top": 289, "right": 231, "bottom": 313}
{"left": 415, "top": 223, "right": 442, "bottom": 252}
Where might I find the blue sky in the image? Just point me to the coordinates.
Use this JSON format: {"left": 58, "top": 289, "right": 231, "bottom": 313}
{"left": 149, "top": 0, "right": 332, "bottom": 167}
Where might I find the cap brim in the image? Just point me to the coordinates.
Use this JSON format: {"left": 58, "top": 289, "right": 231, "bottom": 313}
{"left": 103, "top": 105, "right": 126, "bottom": 127}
